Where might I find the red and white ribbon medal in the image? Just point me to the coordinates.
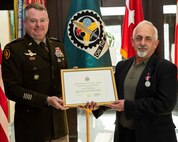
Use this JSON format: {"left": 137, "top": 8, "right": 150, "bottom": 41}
{"left": 145, "top": 73, "right": 151, "bottom": 87}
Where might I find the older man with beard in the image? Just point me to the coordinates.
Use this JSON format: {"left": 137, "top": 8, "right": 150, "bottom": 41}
{"left": 88, "top": 20, "right": 177, "bottom": 142}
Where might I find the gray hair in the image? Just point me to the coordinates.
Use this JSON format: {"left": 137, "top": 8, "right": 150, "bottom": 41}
{"left": 132, "top": 20, "right": 158, "bottom": 40}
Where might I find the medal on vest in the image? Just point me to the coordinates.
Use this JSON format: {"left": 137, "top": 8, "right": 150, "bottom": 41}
{"left": 145, "top": 73, "right": 151, "bottom": 87}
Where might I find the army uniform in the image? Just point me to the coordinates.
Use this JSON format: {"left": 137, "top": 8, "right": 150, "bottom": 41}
{"left": 2, "top": 34, "right": 69, "bottom": 142}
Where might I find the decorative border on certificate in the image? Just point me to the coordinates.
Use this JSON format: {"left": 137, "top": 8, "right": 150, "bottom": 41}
{"left": 61, "top": 67, "right": 118, "bottom": 107}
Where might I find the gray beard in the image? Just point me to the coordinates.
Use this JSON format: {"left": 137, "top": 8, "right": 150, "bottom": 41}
{"left": 136, "top": 49, "right": 148, "bottom": 58}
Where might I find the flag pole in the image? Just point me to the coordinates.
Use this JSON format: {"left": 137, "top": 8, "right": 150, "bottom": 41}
{"left": 85, "top": 109, "right": 90, "bottom": 142}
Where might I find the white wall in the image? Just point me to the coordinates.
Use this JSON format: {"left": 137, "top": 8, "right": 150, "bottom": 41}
{"left": 0, "top": 11, "right": 15, "bottom": 123}
{"left": 0, "top": 11, "right": 11, "bottom": 49}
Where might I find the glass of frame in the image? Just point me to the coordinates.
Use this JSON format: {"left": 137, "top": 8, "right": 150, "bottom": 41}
{"left": 60, "top": 67, "right": 118, "bottom": 107}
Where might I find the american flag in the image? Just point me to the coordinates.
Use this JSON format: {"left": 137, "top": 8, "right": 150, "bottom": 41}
{"left": 0, "top": 43, "right": 9, "bottom": 142}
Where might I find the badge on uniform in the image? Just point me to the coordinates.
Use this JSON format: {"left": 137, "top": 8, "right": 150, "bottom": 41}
{"left": 24, "top": 50, "right": 37, "bottom": 60}
{"left": 145, "top": 73, "right": 151, "bottom": 87}
{"left": 34, "top": 74, "right": 39, "bottom": 80}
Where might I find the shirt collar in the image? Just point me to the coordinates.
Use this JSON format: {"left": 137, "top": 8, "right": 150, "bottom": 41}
{"left": 133, "top": 57, "right": 149, "bottom": 67}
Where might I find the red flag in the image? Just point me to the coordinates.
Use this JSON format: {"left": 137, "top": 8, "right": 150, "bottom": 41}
{"left": 0, "top": 43, "right": 9, "bottom": 142}
{"left": 120, "top": 0, "right": 144, "bottom": 59}
{"left": 175, "top": 0, "right": 178, "bottom": 69}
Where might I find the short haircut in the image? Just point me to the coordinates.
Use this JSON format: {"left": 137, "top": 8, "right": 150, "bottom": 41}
{"left": 24, "top": 2, "right": 48, "bottom": 19}
{"left": 132, "top": 20, "right": 158, "bottom": 40}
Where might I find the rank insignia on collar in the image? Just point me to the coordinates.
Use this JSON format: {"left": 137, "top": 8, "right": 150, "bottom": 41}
{"left": 24, "top": 50, "right": 37, "bottom": 57}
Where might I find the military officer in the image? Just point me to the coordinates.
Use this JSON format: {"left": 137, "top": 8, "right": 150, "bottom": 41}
{"left": 2, "top": 2, "right": 69, "bottom": 142}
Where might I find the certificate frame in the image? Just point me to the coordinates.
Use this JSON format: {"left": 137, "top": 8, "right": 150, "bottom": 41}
{"left": 61, "top": 67, "right": 118, "bottom": 107}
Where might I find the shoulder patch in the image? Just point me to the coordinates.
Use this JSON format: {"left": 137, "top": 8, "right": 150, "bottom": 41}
{"left": 3, "top": 49, "right": 10, "bottom": 59}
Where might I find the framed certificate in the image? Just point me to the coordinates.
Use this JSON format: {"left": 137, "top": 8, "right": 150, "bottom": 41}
{"left": 61, "top": 67, "right": 118, "bottom": 107}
